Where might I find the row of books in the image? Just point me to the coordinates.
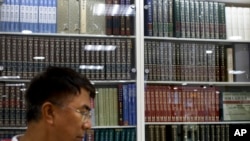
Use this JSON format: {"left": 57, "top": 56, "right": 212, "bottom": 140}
{"left": 0, "top": 35, "right": 134, "bottom": 80}
{"left": 145, "top": 85, "right": 220, "bottom": 122}
{"left": 145, "top": 85, "right": 250, "bottom": 122}
{"left": 84, "top": 128, "right": 136, "bottom": 141}
{"left": 0, "top": 0, "right": 135, "bottom": 35}
{"left": 144, "top": 41, "right": 229, "bottom": 82}
{"left": 0, "top": 83, "right": 136, "bottom": 127}
{"left": 0, "top": 0, "right": 57, "bottom": 33}
{"left": 0, "top": 128, "right": 136, "bottom": 141}
{"left": 93, "top": 84, "right": 136, "bottom": 126}
{"left": 145, "top": 124, "right": 250, "bottom": 141}
{"left": 0, "top": 85, "right": 26, "bottom": 127}
{"left": 226, "top": 7, "right": 250, "bottom": 40}
{"left": 144, "top": 0, "right": 227, "bottom": 39}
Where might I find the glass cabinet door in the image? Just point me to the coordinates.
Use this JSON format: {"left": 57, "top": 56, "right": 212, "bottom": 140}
{"left": 143, "top": 0, "right": 250, "bottom": 140}
{"left": 0, "top": 0, "right": 137, "bottom": 140}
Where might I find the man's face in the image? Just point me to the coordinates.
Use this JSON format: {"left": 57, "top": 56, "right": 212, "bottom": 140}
{"left": 52, "top": 88, "right": 92, "bottom": 141}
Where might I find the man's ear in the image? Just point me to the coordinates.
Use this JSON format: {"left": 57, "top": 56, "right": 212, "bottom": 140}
{"left": 41, "top": 102, "right": 56, "bottom": 125}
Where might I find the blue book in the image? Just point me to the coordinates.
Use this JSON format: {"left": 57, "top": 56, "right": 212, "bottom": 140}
{"left": 38, "top": 0, "right": 44, "bottom": 32}
{"left": 131, "top": 84, "right": 136, "bottom": 125}
{"left": 144, "top": 0, "right": 153, "bottom": 36}
{"left": 47, "top": 0, "right": 52, "bottom": 33}
{"left": 32, "top": 0, "right": 39, "bottom": 33}
{"left": 0, "top": 0, "right": 7, "bottom": 31}
{"left": 5, "top": 0, "right": 11, "bottom": 32}
{"left": 43, "top": 0, "right": 48, "bottom": 33}
{"left": 51, "top": 0, "right": 57, "bottom": 33}
{"left": 19, "top": 0, "right": 25, "bottom": 31}
{"left": 13, "top": 0, "right": 20, "bottom": 32}
{"left": 122, "top": 84, "right": 129, "bottom": 125}
{"left": 27, "top": 0, "right": 33, "bottom": 31}
{"left": 128, "top": 84, "right": 133, "bottom": 125}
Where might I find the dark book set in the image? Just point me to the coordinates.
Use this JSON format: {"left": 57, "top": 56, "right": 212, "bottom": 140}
{"left": 144, "top": 0, "right": 226, "bottom": 39}
{"left": 0, "top": 35, "right": 134, "bottom": 80}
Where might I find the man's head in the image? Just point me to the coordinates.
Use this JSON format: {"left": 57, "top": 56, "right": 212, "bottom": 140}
{"left": 25, "top": 66, "right": 95, "bottom": 141}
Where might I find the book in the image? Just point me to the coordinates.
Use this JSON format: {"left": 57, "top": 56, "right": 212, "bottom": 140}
{"left": 144, "top": 0, "right": 153, "bottom": 36}
{"left": 234, "top": 44, "right": 250, "bottom": 82}
{"left": 226, "top": 47, "right": 234, "bottom": 82}
{"left": 222, "top": 92, "right": 250, "bottom": 120}
{"left": 85, "top": 0, "right": 106, "bottom": 34}
{"left": 105, "top": 0, "right": 113, "bottom": 35}
{"left": 57, "top": 0, "right": 69, "bottom": 33}
{"left": 69, "top": 0, "right": 80, "bottom": 33}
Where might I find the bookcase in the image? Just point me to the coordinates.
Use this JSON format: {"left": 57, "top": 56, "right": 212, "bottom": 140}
{"left": 0, "top": 0, "right": 250, "bottom": 141}
{"left": 142, "top": 0, "right": 250, "bottom": 141}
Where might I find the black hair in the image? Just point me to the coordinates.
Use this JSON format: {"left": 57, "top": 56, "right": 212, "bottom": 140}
{"left": 25, "top": 66, "right": 95, "bottom": 123}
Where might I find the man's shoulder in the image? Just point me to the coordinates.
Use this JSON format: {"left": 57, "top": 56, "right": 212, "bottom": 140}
{"left": 10, "top": 134, "right": 23, "bottom": 141}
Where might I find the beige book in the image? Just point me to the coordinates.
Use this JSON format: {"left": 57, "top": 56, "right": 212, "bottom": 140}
{"left": 69, "top": 0, "right": 80, "bottom": 33}
{"left": 57, "top": 0, "right": 69, "bottom": 33}
{"left": 80, "top": 0, "right": 106, "bottom": 34}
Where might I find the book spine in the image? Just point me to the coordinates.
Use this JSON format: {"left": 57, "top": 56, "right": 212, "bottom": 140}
{"left": 199, "top": 1, "right": 205, "bottom": 39}
{"left": 44, "top": 38, "right": 50, "bottom": 69}
{"left": 54, "top": 37, "right": 60, "bottom": 67}
{"left": 184, "top": 0, "right": 190, "bottom": 38}
{"left": 179, "top": 0, "right": 185, "bottom": 38}
{"left": 79, "top": 39, "right": 85, "bottom": 75}
{"left": 157, "top": 0, "right": 163, "bottom": 37}
{"left": 69, "top": 0, "right": 80, "bottom": 33}
{"left": 120, "top": 0, "right": 126, "bottom": 35}
{"left": 173, "top": 0, "right": 180, "bottom": 37}
{"left": 213, "top": 2, "right": 219, "bottom": 39}
{"left": 111, "top": 39, "right": 116, "bottom": 79}
{"left": 106, "top": 0, "right": 113, "bottom": 35}
{"left": 105, "top": 38, "right": 112, "bottom": 79}
{"left": 118, "top": 84, "right": 124, "bottom": 125}
{"left": 126, "top": 39, "right": 132, "bottom": 79}
{"left": 220, "top": 3, "right": 227, "bottom": 39}
{"left": 94, "top": 39, "right": 100, "bottom": 79}
{"left": 168, "top": 0, "right": 174, "bottom": 37}
{"left": 152, "top": 0, "right": 158, "bottom": 36}
{"left": 0, "top": 1, "right": 7, "bottom": 31}
{"left": 49, "top": 37, "right": 55, "bottom": 67}
{"left": 57, "top": 0, "right": 69, "bottom": 33}
{"left": 9, "top": 86, "right": 15, "bottom": 127}
{"left": 100, "top": 39, "right": 105, "bottom": 80}
{"left": 209, "top": 2, "right": 215, "bottom": 39}
{"left": 70, "top": 38, "right": 76, "bottom": 70}
{"left": 204, "top": 2, "right": 210, "bottom": 39}
{"left": 122, "top": 84, "right": 129, "bottom": 125}
{"left": 115, "top": 39, "right": 122, "bottom": 80}
{"left": 88, "top": 38, "right": 95, "bottom": 79}
{"left": 15, "top": 36, "right": 22, "bottom": 78}
{"left": 226, "top": 47, "right": 233, "bottom": 82}
{"left": 5, "top": 36, "right": 11, "bottom": 77}
{"left": 80, "top": 0, "right": 87, "bottom": 33}
{"left": 13, "top": 0, "right": 20, "bottom": 32}
{"left": 162, "top": 0, "right": 168, "bottom": 37}
{"left": 27, "top": 36, "right": 34, "bottom": 79}
{"left": 189, "top": 0, "right": 195, "bottom": 38}
{"left": 194, "top": 1, "right": 200, "bottom": 38}
{"left": 112, "top": 0, "right": 120, "bottom": 35}
{"left": 33, "top": 36, "right": 39, "bottom": 74}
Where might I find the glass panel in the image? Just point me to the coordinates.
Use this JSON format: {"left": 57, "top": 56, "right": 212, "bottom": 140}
{"left": 0, "top": 0, "right": 137, "bottom": 140}
{"left": 0, "top": 0, "right": 136, "bottom": 35}
{"left": 144, "top": 0, "right": 250, "bottom": 141}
